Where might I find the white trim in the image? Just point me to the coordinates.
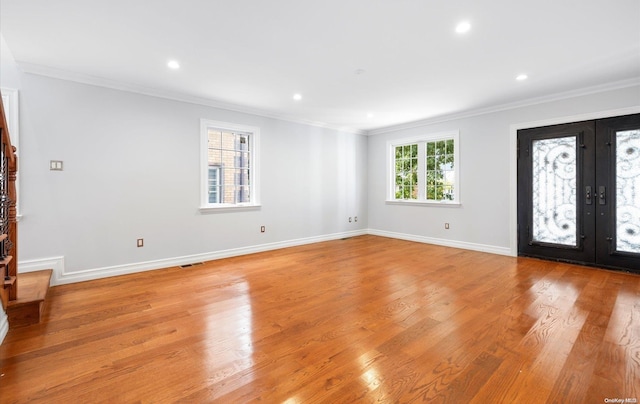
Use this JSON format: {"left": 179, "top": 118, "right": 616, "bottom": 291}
{"left": 15, "top": 228, "right": 517, "bottom": 288}
{"left": 368, "top": 229, "right": 512, "bottom": 256}
{"left": 0, "top": 88, "right": 19, "bottom": 148}
{"left": 17, "top": 62, "right": 366, "bottom": 135}
{"left": 0, "top": 309, "right": 7, "bottom": 345}
{"left": 387, "top": 130, "right": 460, "bottom": 204}
{"left": 385, "top": 200, "right": 461, "bottom": 207}
{"left": 200, "top": 119, "right": 260, "bottom": 209}
{"left": 368, "top": 78, "right": 640, "bottom": 135}
{"left": 48, "top": 230, "right": 367, "bottom": 285}
{"left": 19, "top": 256, "right": 65, "bottom": 285}
{"left": 508, "top": 105, "right": 640, "bottom": 257}
{"left": 199, "top": 204, "right": 262, "bottom": 213}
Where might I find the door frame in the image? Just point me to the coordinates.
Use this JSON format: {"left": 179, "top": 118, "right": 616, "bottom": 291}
{"left": 509, "top": 105, "right": 640, "bottom": 257}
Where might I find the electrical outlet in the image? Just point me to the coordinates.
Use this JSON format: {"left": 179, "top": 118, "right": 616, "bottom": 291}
{"left": 445, "top": 223, "right": 450, "bottom": 229}
{"left": 137, "top": 238, "right": 144, "bottom": 247}
{"left": 260, "top": 226, "right": 266, "bottom": 233}
{"left": 349, "top": 217, "right": 352, "bottom": 223}
{"left": 354, "top": 216, "right": 358, "bottom": 222}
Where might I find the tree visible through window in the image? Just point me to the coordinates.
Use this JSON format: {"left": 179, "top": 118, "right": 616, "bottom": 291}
{"left": 395, "top": 144, "right": 418, "bottom": 199}
{"left": 426, "top": 139, "right": 455, "bottom": 201}
{"left": 389, "top": 132, "right": 459, "bottom": 203}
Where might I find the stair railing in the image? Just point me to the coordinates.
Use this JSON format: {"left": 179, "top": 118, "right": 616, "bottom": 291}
{"left": 0, "top": 91, "right": 18, "bottom": 310}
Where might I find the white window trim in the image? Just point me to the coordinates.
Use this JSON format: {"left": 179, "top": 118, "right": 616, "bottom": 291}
{"left": 199, "top": 119, "right": 261, "bottom": 212}
{"left": 386, "top": 130, "right": 461, "bottom": 206}
{"left": 1, "top": 88, "right": 21, "bottom": 219}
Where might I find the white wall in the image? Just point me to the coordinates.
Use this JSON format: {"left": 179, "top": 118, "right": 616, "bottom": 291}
{"left": 16, "top": 73, "right": 368, "bottom": 284}
{"left": 367, "top": 84, "right": 640, "bottom": 255}
{"left": 0, "top": 33, "right": 21, "bottom": 89}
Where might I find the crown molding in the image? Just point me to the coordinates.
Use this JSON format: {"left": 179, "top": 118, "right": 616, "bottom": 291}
{"left": 367, "top": 77, "right": 640, "bottom": 136}
{"left": 16, "top": 62, "right": 639, "bottom": 138}
{"left": 16, "top": 62, "right": 366, "bottom": 135}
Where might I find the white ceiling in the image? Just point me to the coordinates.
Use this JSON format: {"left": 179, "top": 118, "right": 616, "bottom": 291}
{"left": 1, "top": 0, "right": 639, "bottom": 132}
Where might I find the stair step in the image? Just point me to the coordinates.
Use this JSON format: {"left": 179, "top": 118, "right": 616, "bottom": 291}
{"left": 7, "top": 269, "right": 53, "bottom": 328}
{"left": 0, "top": 255, "right": 13, "bottom": 266}
{"left": 3, "top": 275, "right": 16, "bottom": 287}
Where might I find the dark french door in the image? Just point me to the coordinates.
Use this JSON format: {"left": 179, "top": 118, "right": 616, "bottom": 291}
{"left": 517, "top": 113, "right": 640, "bottom": 273}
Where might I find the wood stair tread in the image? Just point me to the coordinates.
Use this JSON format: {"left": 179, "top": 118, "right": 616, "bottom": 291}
{"left": 7, "top": 269, "right": 53, "bottom": 328}
{"left": 7, "top": 269, "right": 53, "bottom": 308}
{"left": 3, "top": 275, "right": 16, "bottom": 287}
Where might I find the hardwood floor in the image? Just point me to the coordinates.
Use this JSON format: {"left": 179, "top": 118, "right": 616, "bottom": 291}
{"left": 1, "top": 235, "right": 639, "bottom": 403}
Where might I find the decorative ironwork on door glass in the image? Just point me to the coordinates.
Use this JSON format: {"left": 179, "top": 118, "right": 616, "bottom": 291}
{"left": 532, "top": 137, "right": 577, "bottom": 246}
{"left": 616, "top": 129, "right": 640, "bottom": 254}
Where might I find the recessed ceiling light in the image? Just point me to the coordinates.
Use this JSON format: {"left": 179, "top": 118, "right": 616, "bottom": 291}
{"left": 355, "top": 69, "right": 366, "bottom": 75}
{"left": 455, "top": 21, "right": 471, "bottom": 34}
{"left": 516, "top": 74, "right": 528, "bottom": 81}
{"left": 167, "top": 60, "right": 180, "bottom": 69}
{"left": 367, "top": 113, "right": 374, "bottom": 118}
{"left": 293, "top": 93, "right": 302, "bottom": 101}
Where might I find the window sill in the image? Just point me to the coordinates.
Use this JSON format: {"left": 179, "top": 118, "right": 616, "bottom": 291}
{"left": 385, "top": 200, "right": 461, "bottom": 207}
{"left": 199, "top": 204, "right": 262, "bottom": 213}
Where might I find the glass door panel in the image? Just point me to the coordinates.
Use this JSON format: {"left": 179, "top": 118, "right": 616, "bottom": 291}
{"left": 531, "top": 136, "right": 577, "bottom": 246}
{"left": 615, "top": 129, "right": 640, "bottom": 254}
{"left": 595, "top": 114, "right": 640, "bottom": 271}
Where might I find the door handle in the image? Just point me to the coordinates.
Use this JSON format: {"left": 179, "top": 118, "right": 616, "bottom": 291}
{"left": 598, "top": 186, "right": 606, "bottom": 205}
{"left": 585, "top": 186, "right": 592, "bottom": 205}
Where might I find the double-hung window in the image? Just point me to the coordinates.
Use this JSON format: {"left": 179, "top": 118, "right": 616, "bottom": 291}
{"left": 200, "top": 119, "right": 260, "bottom": 211}
{"left": 388, "top": 131, "right": 460, "bottom": 205}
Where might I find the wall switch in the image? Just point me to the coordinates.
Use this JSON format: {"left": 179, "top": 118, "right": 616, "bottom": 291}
{"left": 50, "top": 160, "right": 63, "bottom": 171}
{"left": 260, "top": 226, "right": 266, "bottom": 233}
{"left": 445, "top": 223, "right": 450, "bottom": 229}
{"left": 137, "top": 238, "right": 144, "bottom": 247}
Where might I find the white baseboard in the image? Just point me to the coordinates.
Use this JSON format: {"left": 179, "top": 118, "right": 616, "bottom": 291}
{"left": 19, "top": 230, "right": 368, "bottom": 286}
{"left": 18, "top": 256, "right": 65, "bottom": 285}
{"left": 15, "top": 228, "right": 512, "bottom": 287}
{"left": 368, "top": 229, "right": 513, "bottom": 256}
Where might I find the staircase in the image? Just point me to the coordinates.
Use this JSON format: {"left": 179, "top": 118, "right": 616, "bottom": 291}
{"left": 1, "top": 90, "right": 51, "bottom": 328}
{"left": 6, "top": 269, "right": 52, "bottom": 327}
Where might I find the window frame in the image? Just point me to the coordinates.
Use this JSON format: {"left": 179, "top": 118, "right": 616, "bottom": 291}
{"left": 200, "top": 119, "right": 260, "bottom": 212}
{"left": 386, "top": 131, "right": 461, "bottom": 206}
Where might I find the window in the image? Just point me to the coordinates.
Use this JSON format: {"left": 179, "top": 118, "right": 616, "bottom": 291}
{"left": 425, "top": 138, "right": 455, "bottom": 201}
{"left": 208, "top": 166, "right": 221, "bottom": 203}
{"left": 200, "top": 119, "right": 260, "bottom": 210}
{"left": 388, "top": 131, "right": 460, "bottom": 205}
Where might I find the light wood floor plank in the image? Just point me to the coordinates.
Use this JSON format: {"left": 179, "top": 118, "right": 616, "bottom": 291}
{"left": 1, "top": 235, "right": 639, "bottom": 403}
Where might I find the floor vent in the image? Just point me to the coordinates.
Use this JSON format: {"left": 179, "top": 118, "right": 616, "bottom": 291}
{"left": 179, "top": 262, "right": 204, "bottom": 268}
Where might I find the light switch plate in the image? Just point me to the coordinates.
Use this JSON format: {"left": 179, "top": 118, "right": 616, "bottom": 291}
{"left": 50, "top": 160, "right": 63, "bottom": 171}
